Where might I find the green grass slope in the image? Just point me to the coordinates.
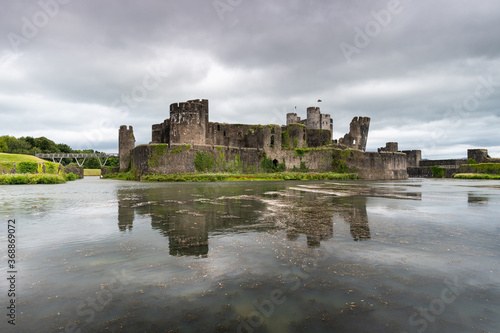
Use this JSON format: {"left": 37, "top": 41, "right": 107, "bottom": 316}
{"left": 0, "top": 153, "right": 46, "bottom": 163}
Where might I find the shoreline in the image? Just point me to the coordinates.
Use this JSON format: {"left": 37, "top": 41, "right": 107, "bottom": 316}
{"left": 102, "top": 171, "right": 359, "bottom": 182}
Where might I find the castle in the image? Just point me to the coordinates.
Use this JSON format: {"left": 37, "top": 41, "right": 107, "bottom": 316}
{"left": 147, "top": 99, "right": 369, "bottom": 151}
{"left": 117, "top": 99, "right": 409, "bottom": 179}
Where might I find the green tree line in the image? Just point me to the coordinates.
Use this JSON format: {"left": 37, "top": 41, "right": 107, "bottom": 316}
{"left": 0, "top": 135, "right": 118, "bottom": 169}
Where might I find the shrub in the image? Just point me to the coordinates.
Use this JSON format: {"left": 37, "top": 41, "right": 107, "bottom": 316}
{"left": 0, "top": 174, "right": 66, "bottom": 184}
{"left": 0, "top": 162, "right": 16, "bottom": 174}
{"left": 260, "top": 157, "right": 275, "bottom": 173}
{"left": 260, "top": 157, "right": 286, "bottom": 173}
{"left": 45, "top": 162, "right": 58, "bottom": 174}
{"left": 430, "top": 166, "right": 446, "bottom": 178}
{"left": 194, "top": 152, "right": 214, "bottom": 172}
{"left": 65, "top": 172, "right": 77, "bottom": 181}
{"left": 16, "top": 162, "right": 38, "bottom": 174}
{"left": 331, "top": 150, "right": 350, "bottom": 173}
{"left": 467, "top": 158, "right": 477, "bottom": 165}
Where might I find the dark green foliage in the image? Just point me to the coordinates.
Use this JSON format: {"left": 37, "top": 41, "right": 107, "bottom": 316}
{"left": 430, "top": 166, "right": 446, "bottom": 178}
{"left": 45, "top": 162, "right": 58, "bottom": 174}
{"left": 194, "top": 152, "right": 214, "bottom": 172}
{"left": 101, "top": 170, "right": 139, "bottom": 181}
{"left": 331, "top": 150, "right": 350, "bottom": 173}
{"left": 0, "top": 174, "right": 66, "bottom": 184}
{"left": 467, "top": 158, "right": 477, "bottom": 165}
{"left": 294, "top": 149, "right": 309, "bottom": 158}
{"left": 0, "top": 162, "right": 16, "bottom": 174}
{"left": 260, "top": 157, "right": 286, "bottom": 173}
{"left": 65, "top": 173, "right": 77, "bottom": 181}
{"left": 281, "top": 130, "right": 288, "bottom": 144}
{"left": 454, "top": 173, "right": 500, "bottom": 179}
{"left": 16, "top": 162, "right": 38, "bottom": 174}
{"left": 468, "top": 163, "right": 500, "bottom": 174}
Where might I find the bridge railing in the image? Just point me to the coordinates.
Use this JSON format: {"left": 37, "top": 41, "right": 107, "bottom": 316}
{"left": 35, "top": 153, "right": 119, "bottom": 167}
{"left": 35, "top": 153, "right": 119, "bottom": 158}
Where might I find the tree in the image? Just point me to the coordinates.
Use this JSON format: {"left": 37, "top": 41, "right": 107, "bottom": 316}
{"left": 0, "top": 136, "right": 9, "bottom": 152}
{"left": 57, "top": 143, "right": 72, "bottom": 153}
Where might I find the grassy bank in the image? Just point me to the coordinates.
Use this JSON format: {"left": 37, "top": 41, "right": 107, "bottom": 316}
{"left": 0, "top": 153, "right": 46, "bottom": 163}
{"left": 104, "top": 171, "right": 358, "bottom": 182}
{"left": 1, "top": 152, "right": 61, "bottom": 175}
{"left": 84, "top": 169, "right": 101, "bottom": 176}
{"left": 0, "top": 174, "right": 71, "bottom": 185}
{"left": 0, "top": 152, "right": 79, "bottom": 184}
{"left": 454, "top": 173, "right": 500, "bottom": 179}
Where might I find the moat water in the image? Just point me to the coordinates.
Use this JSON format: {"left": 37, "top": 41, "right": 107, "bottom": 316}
{"left": 0, "top": 177, "right": 499, "bottom": 332}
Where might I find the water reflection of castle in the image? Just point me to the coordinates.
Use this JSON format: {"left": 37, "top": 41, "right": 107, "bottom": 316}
{"left": 117, "top": 187, "right": 374, "bottom": 257}
{"left": 282, "top": 195, "right": 371, "bottom": 247}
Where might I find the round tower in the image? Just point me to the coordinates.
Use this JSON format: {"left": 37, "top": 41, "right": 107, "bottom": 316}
{"left": 307, "top": 107, "right": 321, "bottom": 129}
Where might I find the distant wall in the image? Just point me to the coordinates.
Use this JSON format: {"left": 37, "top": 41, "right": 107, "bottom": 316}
{"left": 407, "top": 167, "right": 433, "bottom": 178}
{"left": 205, "top": 123, "right": 281, "bottom": 154}
{"left": 306, "top": 129, "right": 332, "bottom": 148}
{"left": 379, "top": 142, "right": 398, "bottom": 153}
{"left": 419, "top": 159, "right": 465, "bottom": 168}
{"left": 402, "top": 150, "right": 421, "bottom": 168}
{"left": 467, "top": 149, "right": 489, "bottom": 163}
{"left": 349, "top": 151, "right": 408, "bottom": 179}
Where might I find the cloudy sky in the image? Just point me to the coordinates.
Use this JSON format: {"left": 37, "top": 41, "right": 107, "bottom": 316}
{"left": 1, "top": 0, "right": 499, "bottom": 158}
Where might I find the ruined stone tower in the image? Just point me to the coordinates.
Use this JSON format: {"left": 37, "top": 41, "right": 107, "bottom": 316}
{"left": 169, "top": 99, "right": 208, "bottom": 145}
{"left": 119, "top": 125, "right": 135, "bottom": 171}
{"left": 339, "top": 117, "right": 370, "bottom": 151}
{"left": 286, "top": 106, "right": 333, "bottom": 139}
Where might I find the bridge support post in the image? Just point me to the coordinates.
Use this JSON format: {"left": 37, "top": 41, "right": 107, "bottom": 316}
{"left": 75, "top": 157, "right": 87, "bottom": 167}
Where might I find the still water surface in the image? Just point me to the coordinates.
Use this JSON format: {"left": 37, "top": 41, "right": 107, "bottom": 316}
{"left": 0, "top": 177, "right": 499, "bottom": 332}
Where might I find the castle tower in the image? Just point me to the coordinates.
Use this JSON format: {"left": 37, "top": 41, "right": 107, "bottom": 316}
{"left": 169, "top": 99, "right": 208, "bottom": 145}
{"left": 306, "top": 107, "right": 321, "bottom": 129}
{"left": 119, "top": 125, "right": 135, "bottom": 171}
{"left": 339, "top": 117, "right": 370, "bottom": 151}
{"left": 286, "top": 113, "right": 301, "bottom": 125}
{"left": 320, "top": 113, "right": 333, "bottom": 139}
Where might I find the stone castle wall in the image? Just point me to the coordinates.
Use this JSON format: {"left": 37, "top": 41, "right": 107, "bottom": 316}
{"left": 130, "top": 144, "right": 408, "bottom": 180}
{"left": 131, "top": 144, "right": 262, "bottom": 175}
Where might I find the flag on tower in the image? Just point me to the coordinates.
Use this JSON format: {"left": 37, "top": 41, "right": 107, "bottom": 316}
{"left": 317, "top": 99, "right": 322, "bottom": 102}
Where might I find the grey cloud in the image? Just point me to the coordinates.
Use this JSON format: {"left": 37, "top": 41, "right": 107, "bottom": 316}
{"left": 1, "top": 0, "right": 499, "bottom": 158}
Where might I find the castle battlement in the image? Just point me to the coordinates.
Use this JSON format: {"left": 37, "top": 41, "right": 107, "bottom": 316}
{"left": 170, "top": 101, "right": 206, "bottom": 114}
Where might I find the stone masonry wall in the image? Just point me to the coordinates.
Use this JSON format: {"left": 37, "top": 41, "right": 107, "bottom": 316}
{"left": 402, "top": 150, "right": 421, "bottom": 168}
{"left": 131, "top": 144, "right": 263, "bottom": 176}
{"left": 131, "top": 143, "right": 408, "bottom": 180}
{"left": 169, "top": 101, "right": 207, "bottom": 145}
